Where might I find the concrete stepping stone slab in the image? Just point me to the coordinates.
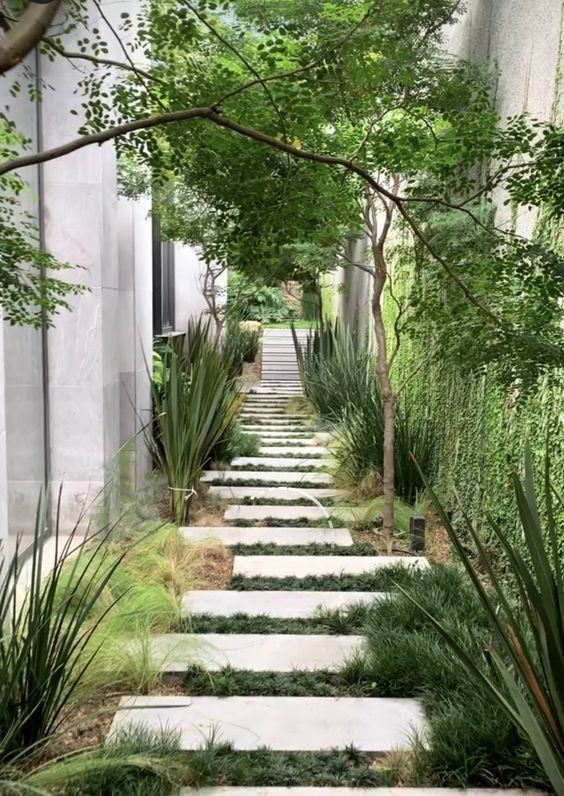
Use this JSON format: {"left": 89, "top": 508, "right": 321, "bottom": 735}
{"left": 181, "top": 526, "right": 354, "bottom": 547}
{"left": 182, "top": 590, "right": 386, "bottom": 618}
{"left": 180, "top": 789, "right": 544, "bottom": 796}
{"left": 110, "top": 695, "right": 425, "bottom": 752}
{"left": 201, "top": 471, "right": 333, "bottom": 485}
{"left": 231, "top": 457, "right": 331, "bottom": 470}
{"left": 149, "top": 633, "right": 364, "bottom": 672}
{"left": 255, "top": 438, "right": 320, "bottom": 446}
{"left": 240, "top": 412, "right": 306, "bottom": 419}
{"left": 251, "top": 450, "right": 333, "bottom": 458}
{"left": 233, "top": 555, "right": 429, "bottom": 578}
{"left": 208, "top": 486, "right": 339, "bottom": 500}
{"left": 241, "top": 421, "right": 308, "bottom": 428}
{"left": 242, "top": 428, "right": 309, "bottom": 436}
{"left": 224, "top": 505, "right": 350, "bottom": 522}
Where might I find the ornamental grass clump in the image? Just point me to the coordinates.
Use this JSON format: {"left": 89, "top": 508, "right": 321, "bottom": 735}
{"left": 148, "top": 344, "right": 241, "bottom": 523}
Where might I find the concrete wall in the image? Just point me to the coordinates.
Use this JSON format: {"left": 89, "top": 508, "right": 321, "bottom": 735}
{"left": 175, "top": 245, "right": 228, "bottom": 335}
{"left": 0, "top": 0, "right": 154, "bottom": 543}
{"left": 445, "top": 0, "right": 564, "bottom": 235}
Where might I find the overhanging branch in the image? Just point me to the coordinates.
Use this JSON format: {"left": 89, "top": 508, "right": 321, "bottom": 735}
{"left": 0, "top": 0, "right": 63, "bottom": 74}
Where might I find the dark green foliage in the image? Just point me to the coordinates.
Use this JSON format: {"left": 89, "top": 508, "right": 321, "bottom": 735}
{"left": 364, "top": 565, "right": 547, "bottom": 788}
{"left": 227, "top": 272, "right": 296, "bottom": 323}
{"left": 231, "top": 542, "right": 376, "bottom": 556}
{"left": 183, "top": 664, "right": 375, "bottom": 697}
{"left": 183, "top": 604, "right": 370, "bottom": 635}
{"left": 230, "top": 566, "right": 412, "bottom": 591}
{"left": 184, "top": 744, "right": 391, "bottom": 788}
{"left": 0, "top": 492, "right": 127, "bottom": 764}
{"left": 229, "top": 458, "right": 326, "bottom": 468}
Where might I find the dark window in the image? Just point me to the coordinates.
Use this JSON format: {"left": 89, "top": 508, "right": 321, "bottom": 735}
{"left": 152, "top": 213, "right": 175, "bottom": 334}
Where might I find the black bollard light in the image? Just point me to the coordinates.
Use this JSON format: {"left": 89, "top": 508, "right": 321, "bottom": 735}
{"left": 410, "top": 514, "right": 426, "bottom": 553}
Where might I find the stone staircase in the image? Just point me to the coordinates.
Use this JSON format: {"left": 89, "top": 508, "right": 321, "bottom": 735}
{"left": 260, "top": 328, "right": 308, "bottom": 384}
{"left": 108, "top": 382, "right": 430, "bottom": 783}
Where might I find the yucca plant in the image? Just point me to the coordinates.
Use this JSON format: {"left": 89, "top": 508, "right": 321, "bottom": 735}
{"left": 403, "top": 445, "right": 564, "bottom": 794}
{"left": 148, "top": 344, "right": 241, "bottom": 523}
{"left": 297, "top": 320, "right": 374, "bottom": 420}
{"left": 185, "top": 315, "right": 212, "bottom": 365}
{"left": 0, "top": 489, "right": 127, "bottom": 765}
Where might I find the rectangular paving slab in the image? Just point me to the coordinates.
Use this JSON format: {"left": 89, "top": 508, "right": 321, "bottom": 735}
{"left": 182, "top": 590, "right": 386, "bottom": 618}
{"left": 180, "top": 789, "right": 545, "bottom": 795}
{"left": 110, "top": 695, "right": 425, "bottom": 752}
{"left": 233, "top": 555, "right": 429, "bottom": 578}
{"left": 208, "top": 486, "right": 339, "bottom": 500}
{"left": 224, "top": 505, "right": 351, "bottom": 522}
{"left": 201, "top": 470, "right": 333, "bottom": 485}
{"left": 181, "top": 526, "right": 354, "bottom": 546}
{"left": 231, "top": 454, "right": 333, "bottom": 470}
{"left": 149, "top": 633, "right": 364, "bottom": 672}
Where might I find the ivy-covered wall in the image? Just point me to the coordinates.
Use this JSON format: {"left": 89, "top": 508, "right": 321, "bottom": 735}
{"left": 390, "top": 326, "right": 563, "bottom": 539}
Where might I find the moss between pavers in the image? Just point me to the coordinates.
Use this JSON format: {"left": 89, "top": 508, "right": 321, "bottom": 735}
{"left": 229, "top": 567, "right": 412, "bottom": 592}
{"left": 209, "top": 478, "right": 330, "bottom": 488}
{"left": 183, "top": 746, "right": 394, "bottom": 788}
{"left": 231, "top": 542, "right": 375, "bottom": 556}
{"left": 182, "top": 664, "right": 377, "bottom": 697}
{"left": 183, "top": 605, "right": 370, "bottom": 635}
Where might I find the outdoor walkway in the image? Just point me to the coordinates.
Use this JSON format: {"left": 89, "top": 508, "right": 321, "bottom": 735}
{"left": 261, "top": 328, "right": 309, "bottom": 383}
{"left": 109, "top": 379, "right": 429, "bottom": 774}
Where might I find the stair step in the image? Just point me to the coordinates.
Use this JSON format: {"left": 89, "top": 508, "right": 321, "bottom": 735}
{"left": 149, "top": 633, "right": 363, "bottom": 672}
{"left": 109, "top": 695, "right": 424, "bottom": 752}
{"left": 181, "top": 526, "right": 353, "bottom": 547}
{"left": 247, "top": 429, "right": 313, "bottom": 436}
{"left": 182, "top": 590, "right": 385, "bottom": 618}
{"left": 241, "top": 425, "right": 309, "bottom": 432}
{"left": 231, "top": 457, "right": 330, "bottom": 470}
{"left": 224, "top": 505, "right": 352, "bottom": 522}
{"left": 257, "top": 447, "right": 330, "bottom": 456}
{"left": 208, "top": 486, "right": 339, "bottom": 500}
{"left": 201, "top": 471, "right": 333, "bottom": 485}
{"left": 233, "top": 555, "right": 429, "bottom": 578}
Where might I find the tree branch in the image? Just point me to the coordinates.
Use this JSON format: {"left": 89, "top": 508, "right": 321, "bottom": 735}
{"left": 43, "top": 39, "right": 165, "bottom": 85}
{"left": 0, "top": 0, "right": 63, "bottom": 74}
{"left": 0, "top": 104, "right": 501, "bottom": 327}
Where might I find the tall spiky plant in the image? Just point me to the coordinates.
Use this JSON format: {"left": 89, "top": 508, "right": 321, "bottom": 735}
{"left": 403, "top": 445, "right": 564, "bottom": 794}
{"left": 148, "top": 344, "right": 241, "bottom": 524}
{"left": 0, "top": 489, "right": 127, "bottom": 764}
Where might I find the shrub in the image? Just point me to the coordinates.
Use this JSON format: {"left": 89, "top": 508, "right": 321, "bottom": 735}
{"left": 227, "top": 271, "right": 296, "bottom": 323}
{"left": 147, "top": 344, "right": 241, "bottom": 523}
{"left": 221, "top": 321, "right": 260, "bottom": 376}
{"left": 300, "top": 321, "right": 374, "bottom": 421}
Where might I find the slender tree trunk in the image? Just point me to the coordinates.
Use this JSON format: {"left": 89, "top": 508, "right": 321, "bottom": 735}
{"left": 370, "top": 242, "right": 396, "bottom": 551}
{"left": 365, "top": 187, "right": 398, "bottom": 553}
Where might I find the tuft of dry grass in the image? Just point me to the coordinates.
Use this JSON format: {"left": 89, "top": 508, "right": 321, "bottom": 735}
{"left": 287, "top": 396, "right": 315, "bottom": 415}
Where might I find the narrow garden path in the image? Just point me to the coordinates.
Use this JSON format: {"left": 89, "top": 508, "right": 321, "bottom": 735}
{"left": 109, "top": 372, "right": 435, "bottom": 792}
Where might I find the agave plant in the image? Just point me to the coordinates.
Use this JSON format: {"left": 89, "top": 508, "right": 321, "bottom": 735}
{"left": 0, "top": 489, "right": 127, "bottom": 765}
{"left": 403, "top": 445, "right": 563, "bottom": 794}
{"left": 148, "top": 344, "right": 241, "bottom": 523}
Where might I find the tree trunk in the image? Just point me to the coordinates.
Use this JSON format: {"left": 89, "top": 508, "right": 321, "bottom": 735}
{"left": 370, "top": 241, "right": 396, "bottom": 552}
